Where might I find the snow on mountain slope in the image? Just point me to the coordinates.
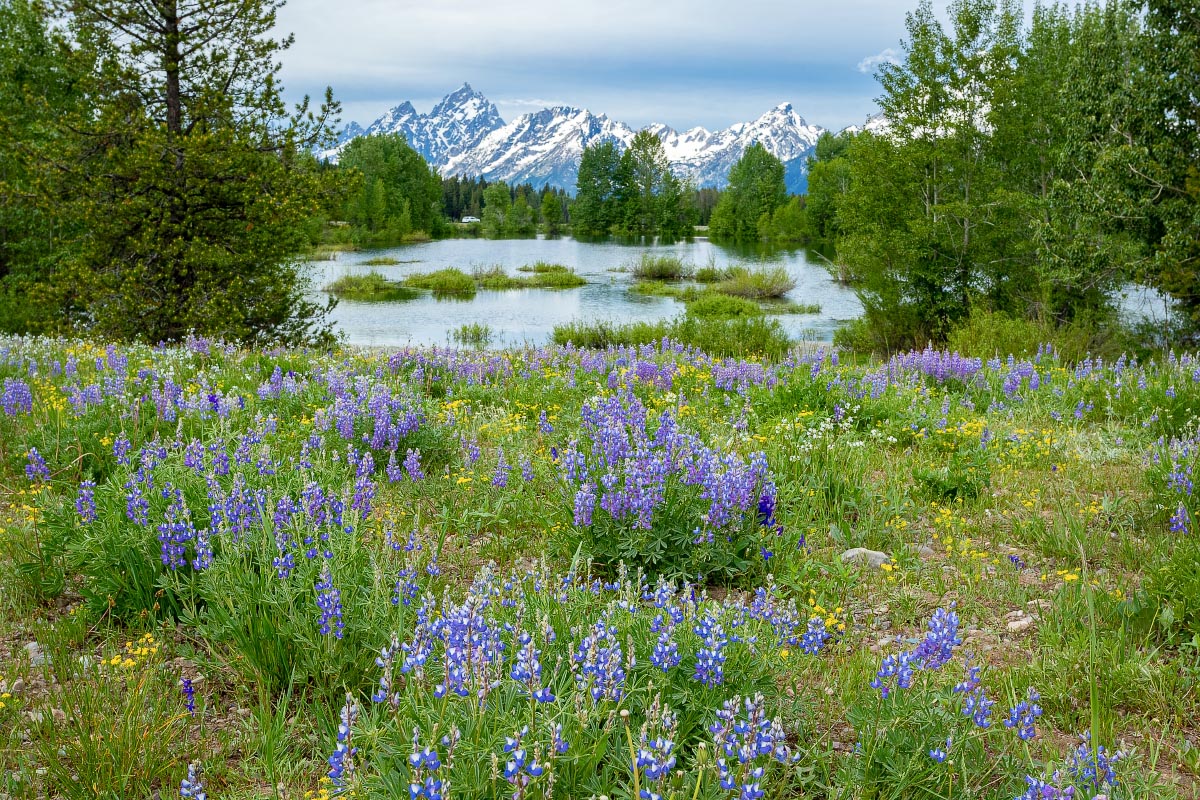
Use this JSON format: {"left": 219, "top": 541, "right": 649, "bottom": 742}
{"left": 329, "top": 85, "right": 832, "bottom": 193}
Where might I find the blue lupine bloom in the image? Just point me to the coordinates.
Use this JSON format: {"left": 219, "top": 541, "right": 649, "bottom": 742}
{"left": 406, "top": 728, "right": 448, "bottom": 800}
{"left": 179, "top": 762, "right": 206, "bottom": 799}
{"left": 492, "top": 447, "right": 510, "bottom": 488}
{"left": 316, "top": 566, "right": 345, "bottom": 639}
{"left": 1169, "top": 503, "right": 1191, "bottom": 534}
{"left": 651, "top": 626, "right": 681, "bottom": 672}
{"left": 929, "top": 736, "right": 951, "bottom": 763}
{"left": 1015, "top": 773, "right": 1076, "bottom": 800}
{"left": 181, "top": 678, "right": 196, "bottom": 715}
{"left": 693, "top": 609, "right": 728, "bottom": 687}
{"left": 962, "top": 686, "right": 995, "bottom": 728}
{"left": 327, "top": 695, "right": 358, "bottom": 788}
{"left": 1, "top": 378, "right": 33, "bottom": 416}
{"left": 800, "top": 617, "right": 830, "bottom": 655}
{"left": 1068, "top": 731, "right": 1122, "bottom": 794}
{"left": 1004, "top": 687, "right": 1043, "bottom": 740}
{"left": 572, "top": 617, "right": 626, "bottom": 703}
{"left": 25, "top": 448, "right": 49, "bottom": 483}
{"left": 76, "top": 480, "right": 97, "bottom": 524}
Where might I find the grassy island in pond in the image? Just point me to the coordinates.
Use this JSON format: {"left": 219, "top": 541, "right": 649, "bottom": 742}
{"left": 325, "top": 272, "right": 420, "bottom": 301}
{"left": 1, "top": 336, "right": 1198, "bottom": 799}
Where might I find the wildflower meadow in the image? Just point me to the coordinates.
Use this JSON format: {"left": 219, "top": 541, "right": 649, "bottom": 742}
{"left": 0, "top": 336, "right": 1198, "bottom": 799}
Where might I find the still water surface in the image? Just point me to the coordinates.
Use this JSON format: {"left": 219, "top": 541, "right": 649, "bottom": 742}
{"left": 306, "top": 236, "right": 862, "bottom": 348}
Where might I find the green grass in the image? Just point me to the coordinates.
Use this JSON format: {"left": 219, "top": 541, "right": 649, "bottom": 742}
{"left": 683, "top": 293, "right": 764, "bottom": 318}
{"left": 324, "top": 272, "right": 420, "bottom": 301}
{"left": 471, "top": 265, "right": 587, "bottom": 290}
{"left": 630, "top": 253, "right": 693, "bottom": 281}
{"left": 360, "top": 256, "right": 401, "bottom": 266}
{"left": 516, "top": 261, "right": 571, "bottom": 274}
{"left": 403, "top": 267, "right": 478, "bottom": 295}
{"left": 713, "top": 265, "right": 797, "bottom": 299}
{"left": 450, "top": 322, "right": 494, "bottom": 348}
{"left": 551, "top": 314, "right": 791, "bottom": 358}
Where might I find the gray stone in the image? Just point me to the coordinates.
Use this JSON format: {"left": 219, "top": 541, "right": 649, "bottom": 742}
{"left": 23, "top": 642, "right": 47, "bottom": 666}
{"left": 841, "top": 548, "right": 891, "bottom": 569}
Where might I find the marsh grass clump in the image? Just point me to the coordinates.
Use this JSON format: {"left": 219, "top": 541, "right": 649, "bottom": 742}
{"left": 694, "top": 265, "right": 732, "bottom": 283}
{"left": 517, "top": 261, "right": 570, "bottom": 274}
{"left": 451, "top": 322, "right": 494, "bottom": 348}
{"left": 472, "top": 265, "right": 587, "bottom": 290}
{"left": 552, "top": 314, "right": 790, "bottom": 358}
{"left": 325, "top": 272, "right": 420, "bottom": 302}
{"left": 714, "top": 265, "right": 797, "bottom": 299}
{"left": 403, "top": 268, "right": 477, "bottom": 296}
{"left": 631, "top": 253, "right": 693, "bottom": 281}
{"left": 361, "top": 256, "right": 401, "bottom": 266}
{"left": 684, "top": 293, "right": 764, "bottom": 318}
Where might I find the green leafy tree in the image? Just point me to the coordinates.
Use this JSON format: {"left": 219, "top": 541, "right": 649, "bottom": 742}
{"left": 572, "top": 140, "right": 621, "bottom": 236}
{"left": 0, "top": 0, "right": 86, "bottom": 333}
{"left": 340, "top": 133, "right": 443, "bottom": 241}
{"left": 709, "top": 143, "right": 787, "bottom": 240}
{"left": 802, "top": 132, "right": 854, "bottom": 244}
{"left": 1141, "top": 0, "right": 1200, "bottom": 339}
{"left": 541, "top": 191, "right": 563, "bottom": 235}
{"left": 505, "top": 193, "right": 536, "bottom": 236}
{"left": 45, "top": 0, "right": 345, "bottom": 345}
{"left": 618, "top": 130, "right": 674, "bottom": 235}
{"left": 481, "top": 181, "right": 511, "bottom": 237}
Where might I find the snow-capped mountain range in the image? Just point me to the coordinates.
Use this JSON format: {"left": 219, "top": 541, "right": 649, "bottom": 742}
{"left": 325, "top": 83, "right": 844, "bottom": 194}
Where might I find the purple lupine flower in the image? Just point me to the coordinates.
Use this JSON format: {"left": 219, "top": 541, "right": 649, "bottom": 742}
{"left": 1, "top": 379, "right": 33, "bottom": 415}
{"left": 962, "top": 687, "right": 995, "bottom": 728}
{"left": 1068, "top": 731, "right": 1123, "bottom": 794}
{"left": 327, "top": 694, "right": 357, "bottom": 788}
{"left": 404, "top": 448, "right": 424, "bottom": 481}
{"left": 929, "top": 736, "right": 951, "bottom": 763}
{"left": 800, "top": 617, "right": 830, "bottom": 655}
{"left": 316, "top": 566, "right": 345, "bottom": 639}
{"left": 709, "top": 693, "right": 797, "bottom": 798}
{"left": 179, "top": 762, "right": 206, "bottom": 799}
{"left": 406, "top": 728, "right": 447, "bottom": 800}
{"left": 157, "top": 487, "right": 196, "bottom": 570}
{"left": 25, "top": 448, "right": 49, "bottom": 483}
{"left": 1016, "top": 774, "right": 1076, "bottom": 800}
{"left": 1169, "top": 503, "right": 1191, "bottom": 534}
{"left": 572, "top": 617, "right": 626, "bottom": 703}
{"left": 693, "top": 609, "right": 727, "bottom": 688}
{"left": 519, "top": 456, "right": 534, "bottom": 482}
{"left": 76, "top": 480, "right": 97, "bottom": 523}
{"left": 573, "top": 483, "right": 595, "bottom": 527}
{"left": 492, "top": 447, "right": 510, "bottom": 488}
{"left": 538, "top": 409, "right": 553, "bottom": 434}
{"left": 113, "top": 433, "right": 131, "bottom": 465}
{"left": 181, "top": 678, "right": 196, "bottom": 715}
{"left": 1004, "top": 687, "right": 1043, "bottom": 740}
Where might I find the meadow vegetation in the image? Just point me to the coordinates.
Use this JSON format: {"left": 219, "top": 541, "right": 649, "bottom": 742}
{"left": 2, "top": 336, "right": 1199, "bottom": 799}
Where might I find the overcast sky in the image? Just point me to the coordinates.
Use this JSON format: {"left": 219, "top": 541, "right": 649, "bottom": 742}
{"left": 273, "top": 0, "right": 991, "bottom": 133}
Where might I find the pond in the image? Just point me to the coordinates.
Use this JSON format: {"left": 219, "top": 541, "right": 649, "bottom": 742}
{"left": 305, "top": 236, "right": 862, "bottom": 348}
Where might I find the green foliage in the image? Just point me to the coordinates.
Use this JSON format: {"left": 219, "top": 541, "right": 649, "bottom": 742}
{"left": 683, "top": 293, "right": 765, "bottom": 319}
{"left": 540, "top": 191, "right": 564, "bottom": 235}
{"left": 0, "top": 0, "right": 345, "bottom": 346}
{"left": 573, "top": 135, "right": 697, "bottom": 238}
{"left": 324, "top": 272, "right": 418, "bottom": 302}
{"left": 339, "top": 134, "right": 444, "bottom": 245}
{"left": 945, "top": 310, "right": 1119, "bottom": 362}
{"left": 709, "top": 143, "right": 788, "bottom": 241}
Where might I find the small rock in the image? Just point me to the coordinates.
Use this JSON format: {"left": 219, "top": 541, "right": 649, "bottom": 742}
{"left": 22, "top": 642, "right": 47, "bottom": 667}
{"left": 50, "top": 708, "right": 66, "bottom": 724}
{"left": 9, "top": 678, "right": 25, "bottom": 694}
{"left": 917, "top": 545, "right": 936, "bottom": 560}
{"left": 1003, "top": 610, "right": 1026, "bottom": 621}
{"left": 841, "top": 548, "right": 891, "bottom": 569}
{"left": 1006, "top": 616, "right": 1035, "bottom": 633}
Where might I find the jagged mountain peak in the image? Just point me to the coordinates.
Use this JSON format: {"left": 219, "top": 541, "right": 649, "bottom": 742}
{"left": 330, "top": 84, "right": 833, "bottom": 193}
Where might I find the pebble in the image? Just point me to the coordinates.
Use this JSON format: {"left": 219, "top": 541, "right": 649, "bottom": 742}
{"left": 1006, "top": 616, "right": 1035, "bottom": 633}
{"left": 9, "top": 679, "right": 24, "bottom": 694}
{"left": 917, "top": 545, "right": 937, "bottom": 560}
{"left": 22, "top": 642, "right": 47, "bottom": 667}
{"left": 841, "top": 548, "right": 891, "bottom": 569}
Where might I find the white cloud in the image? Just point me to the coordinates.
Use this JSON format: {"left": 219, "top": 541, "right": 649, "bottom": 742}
{"left": 857, "top": 48, "right": 902, "bottom": 74}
